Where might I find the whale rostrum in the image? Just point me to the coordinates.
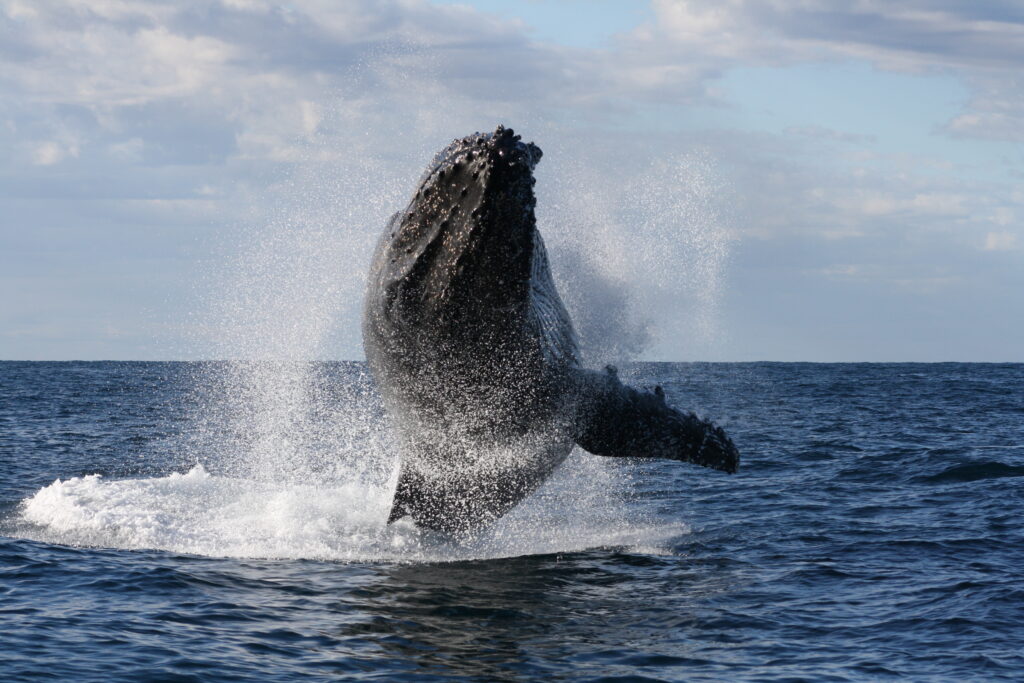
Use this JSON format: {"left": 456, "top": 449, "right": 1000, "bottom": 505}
{"left": 362, "top": 125, "right": 738, "bottom": 534}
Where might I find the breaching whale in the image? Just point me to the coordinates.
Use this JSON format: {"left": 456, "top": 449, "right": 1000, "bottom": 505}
{"left": 362, "top": 126, "right": 738, "bottom": 534}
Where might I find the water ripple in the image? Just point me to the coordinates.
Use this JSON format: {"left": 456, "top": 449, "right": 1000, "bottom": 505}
{"left": 1, "top": 362, "right": 1023, "bottom": 681}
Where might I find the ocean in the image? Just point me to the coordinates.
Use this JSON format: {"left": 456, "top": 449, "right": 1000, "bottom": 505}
{"left": 1, "top": 361, "right": 1022, "bottom": 681}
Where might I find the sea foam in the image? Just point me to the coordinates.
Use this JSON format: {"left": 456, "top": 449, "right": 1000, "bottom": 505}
{"left": 19, "top": 454, "right": 686, "bottom": 563}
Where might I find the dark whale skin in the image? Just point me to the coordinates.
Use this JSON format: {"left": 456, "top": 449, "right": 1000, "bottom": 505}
{"left": 363, "top": 126, "right": 738, "bottom": 534}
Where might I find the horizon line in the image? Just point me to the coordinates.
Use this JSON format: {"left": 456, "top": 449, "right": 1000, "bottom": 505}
{"left": 2, "top": 359, "right": 1022, "bottom": 365}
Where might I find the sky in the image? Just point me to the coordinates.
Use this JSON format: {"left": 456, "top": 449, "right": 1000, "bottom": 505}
{"left": 1, "top": 0, "right": 1022, "bottom": 362}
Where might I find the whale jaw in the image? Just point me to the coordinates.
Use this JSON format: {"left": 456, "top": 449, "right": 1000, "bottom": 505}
{"left": 375, "top": 125, "right": 542, "bottom": 332}
{"left": 363, "top": 126, "right": 740, "bottom": 536}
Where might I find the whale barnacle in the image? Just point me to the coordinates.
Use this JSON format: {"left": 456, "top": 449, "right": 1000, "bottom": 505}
{"left": 364, "top": 126, "right": 740, "bottom": 534}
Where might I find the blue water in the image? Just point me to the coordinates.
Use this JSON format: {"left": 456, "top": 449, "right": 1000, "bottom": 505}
{"left": 2, "top": 361, "right": 1022, "bottom": 681}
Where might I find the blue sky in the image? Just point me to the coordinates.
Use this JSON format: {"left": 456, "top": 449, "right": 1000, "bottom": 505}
{"left": 1, "top": 0, "right": 1021, "bottom": 361}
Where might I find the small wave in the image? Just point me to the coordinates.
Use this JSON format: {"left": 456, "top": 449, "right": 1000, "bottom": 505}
{"left": 14, "top": 460, "right": 686, "bottom": 563}
{"left": 917, "top": 460, "right": 1024, "bottom": 484}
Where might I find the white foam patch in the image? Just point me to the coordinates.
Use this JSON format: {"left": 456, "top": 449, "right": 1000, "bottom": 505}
{"left": 17, "top": 456, "right": 687, "bottom": 563}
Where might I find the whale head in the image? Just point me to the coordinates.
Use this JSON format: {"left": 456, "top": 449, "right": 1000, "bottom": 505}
{"left": 373, "top": 125, "right": 543, "bottom": 334}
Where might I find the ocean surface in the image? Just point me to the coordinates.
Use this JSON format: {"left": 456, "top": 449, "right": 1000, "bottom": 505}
{"left": 1, "top": 361, "right": 1022, "bottom": 681}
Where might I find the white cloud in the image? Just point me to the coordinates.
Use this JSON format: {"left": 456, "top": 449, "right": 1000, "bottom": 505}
{"left": 298, "top": 100, "right": 321, "bottom": 138}
{"left": 616, "top": 1, "right": 1024, "bottom": 140}
{"left": 635, "top": 0, "right": 1024, "bottom": 69}
{"left": 984, "top": 231, "right": 1018, "bottom": 251}
{"left": 4, "top": 1, "right": 35, "bottom": 20}
{"left": 944, "top": 72, "right": 1024, "bottom": 142}
{"left": 31, "top": 141, "right": 68, "bottom": 165}
{"left": 1, "top": 0, "right": 1022, "bottom": 360}
{"left": 785, "top": 125, "right": 876, "bottom": 144}
{"left": 989, "top": 207, "right": 1014, "bottom": 226}
{"left": 819, "top": 264, "right": 861, "bottom": 278}
{"left": 27, "top": 128, "right": 81, "bottom": 166}
{"left": 108, "top": 137, "right": 144, "bottom": 162}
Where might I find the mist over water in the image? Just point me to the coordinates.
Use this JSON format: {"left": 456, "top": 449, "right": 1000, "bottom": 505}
{"left": 543, "top": 149, "right": 734, "bottom": 365}
{"left": 14, "top": 122, "right": 732, "bottom": 563}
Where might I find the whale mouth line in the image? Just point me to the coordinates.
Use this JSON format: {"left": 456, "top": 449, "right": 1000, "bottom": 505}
{"left": 364, "top": 125, "right": 739, "bottom": 534}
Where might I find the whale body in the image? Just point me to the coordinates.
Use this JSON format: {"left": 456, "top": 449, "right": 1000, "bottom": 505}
{"left": 362, "top": 126, "right": 738, "bottom": 534}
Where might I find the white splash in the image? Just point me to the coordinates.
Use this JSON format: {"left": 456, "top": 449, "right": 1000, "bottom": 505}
{"left": 14, "top": 122, "right": 727, "bottom": 562}
{"left": 542, "top": 148, "right": 735, "bottom": 364}
{"left": 18, "top": 454, "right": 686, "bottom": 562}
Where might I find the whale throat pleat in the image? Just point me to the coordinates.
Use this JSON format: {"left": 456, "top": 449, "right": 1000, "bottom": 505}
{"left": 528, "top": 234, "right": 578, "bottom": 367}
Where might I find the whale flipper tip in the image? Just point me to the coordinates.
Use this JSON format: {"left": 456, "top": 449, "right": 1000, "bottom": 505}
{"left": 572, "top": 368, "right": 740, "bottom": 474}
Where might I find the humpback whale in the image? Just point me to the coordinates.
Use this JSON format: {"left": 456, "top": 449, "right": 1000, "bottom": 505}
{"left": 363, "top": 126, "right": 738, "bottom": 534}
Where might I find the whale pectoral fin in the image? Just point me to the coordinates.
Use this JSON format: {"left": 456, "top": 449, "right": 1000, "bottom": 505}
{"left": 571, "top": 367, "right": 739, "bottom": 473}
